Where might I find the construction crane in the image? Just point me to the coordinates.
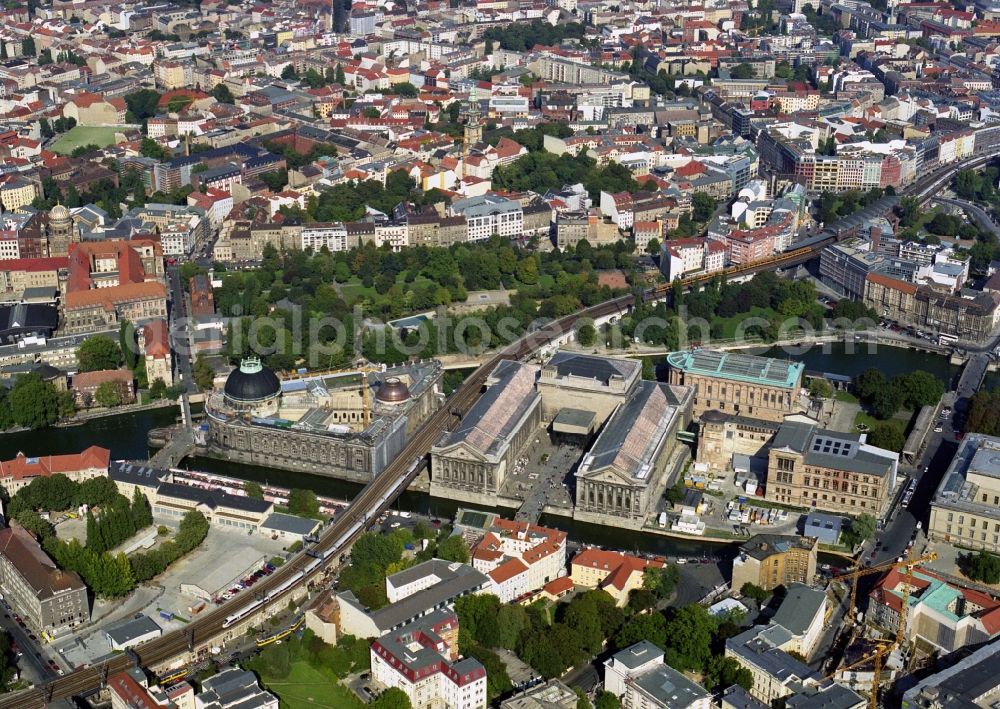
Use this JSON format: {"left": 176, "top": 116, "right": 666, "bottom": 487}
{"left": 831, "top": 551, "right": 937, "bottom": 623}
{"left": 826, "top": 549, "right": 937, "bottom": 709}
{"left": 825, "top": 640, "right": 894, "bottom": 709}
{"left": 283, "top": 362, "right": 386, "bottom": 428}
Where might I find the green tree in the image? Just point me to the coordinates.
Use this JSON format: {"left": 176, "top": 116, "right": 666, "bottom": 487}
{"left": 193, "top": 355, "right": 215, "bottom": 390}
{"left": 21, "top": 37, "right": 35, "bottom": 56}
{"left": 140, "top": 137, "right": 170, "bottom": 161}
{"left": 730, "top": 63, "right": 755, "bottom": 79}
{"left": 662, "top": 605, "right": 717, "bottom": 672}
{"left": 212, "top": 83, "right": 235, "bottom": 104}
{"left": 260, "top": 170, "right": 289, "bottom": 192}
{"left": 94, "top": 381, "right": 122, "bottom": 408}
{"left": 244, "top": 481, "right": 264, "bottom": 499}
{"left": 868, "top": 421, "right": 904, "bottom": 452}
{"left": 286, "top": 488, "right": 320, "bottom": 518}
{"left": 124, "top": 89, "right": 161, "bottom": 123}
{"left": 9, "top": 373, "right": 71, "bottom": 429}
{"left": 577, "top": 322, "right": 597, "bottom": 347}
{"left": 691, "top": 192, "right": 717, "bottom": 222}
{"left": 437, "top": 534, "right": 470, "bottom": 563}
{"left": 77, "top": 335, "right": 123, "bottom": 372}
{"left": 643, "top": 565, "right": 680, "bottom": 600}
{"left": 740, "top": 582, "right": 769, "bottom": 604}
{"left": 808, "top": 378, "right": 833, "bottom": 398}
{"left": 853, "top": 368, "right": 886, "bottom": 401}
{"left": 967, "top": 551, "right": 1000, "bottom": 583}
{"left": 705, "top": 655, "right": 754, "bottom": 691}
{"left": 851, "top": 513, "right": 876, "bottom": 542}
{"left": 595, "top": 692, "right": 621, "bottom": 709}
{"left": 371, "top": 687, "right": 412, "bottom": 709}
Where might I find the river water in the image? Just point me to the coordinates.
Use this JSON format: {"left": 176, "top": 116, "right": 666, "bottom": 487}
{"left": 0, "top": 344, "right": 962, "bottom": 557}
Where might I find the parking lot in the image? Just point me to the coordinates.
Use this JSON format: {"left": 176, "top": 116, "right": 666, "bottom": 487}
{"left": 53, "top": 521, "right": 292, "bottom": 670}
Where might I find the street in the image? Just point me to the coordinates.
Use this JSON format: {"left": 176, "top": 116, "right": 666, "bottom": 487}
{"left": 0, "top": 604, "right": 66, "bottom": 686}
{"left": 166, "top": 264, "right": 197, "bottom": 393}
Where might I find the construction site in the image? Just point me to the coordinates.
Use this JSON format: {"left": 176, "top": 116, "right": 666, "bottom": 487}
{"left": 825, "top": 551, "right": 942, "bottom": 708}
{"left": 202, "top": 358, "right": 445, "bottom": 482}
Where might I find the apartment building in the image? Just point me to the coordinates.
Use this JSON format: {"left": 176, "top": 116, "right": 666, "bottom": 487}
{"left": 604, "top": 641, "right": 712, "bottom": 709}
{"left": 370, "top": 609, "right": 487, "bottom": 709}
{"left": 731, "top": 534, "right": 818, "bottom": 592}
{"left": 464, "top": 513, "right": 567, "bottom": 603}
{"left": 570, "top": 548, "right": 665, "bottom": 607}
{"left": 0, "top": 523, "right": 89, "bottom": 637}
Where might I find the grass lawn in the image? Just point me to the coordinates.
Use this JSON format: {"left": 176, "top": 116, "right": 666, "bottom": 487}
{"left": 256, "top": 661, "right": 363, "bottom": 709}
{"left": 50, "top": 126, "right": 123, "bottom": 154}
{"left": 711, "top": 306, "right": 779, "bottom": 340}
{"left": 339, "top": 274, "right": 440, "bottom": 304}
{"left": 854, "top": 410, "right": 909, "bottom": 437}
{"left": 835, "top": 389, "right": 859, "bottom": 404}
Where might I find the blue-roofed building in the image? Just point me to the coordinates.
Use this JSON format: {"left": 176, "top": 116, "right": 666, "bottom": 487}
{"left": 666, "top": 349, "right": 805, "bottom": 422}
{"left": 804, "top": 512, "right": 843, "bottom": 545}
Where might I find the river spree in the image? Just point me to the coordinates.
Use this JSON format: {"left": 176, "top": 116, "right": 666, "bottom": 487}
{"left": 0, "top": 343, "right": 963, "bottom": 557}
{"left": 0, "top": 406, "right": 181, "bottom": 461}
{"left": 756, "top": 341, "right": 959, "bottom": 384}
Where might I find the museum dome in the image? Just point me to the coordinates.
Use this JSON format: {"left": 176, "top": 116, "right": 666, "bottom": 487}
{"left": 375, "top": 376, "right": 410, "bottom": 404}
{"left": 50, "top": 204, "right": 70, "bottom": 222}
{"left": 224, "top": 357, "right": 281, "bottom": 404}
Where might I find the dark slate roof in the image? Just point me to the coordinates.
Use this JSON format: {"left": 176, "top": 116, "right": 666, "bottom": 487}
{"left": 155, "top": 482, "right": 272, "bottom": 513}
{"left": 109, "top": 461, "right": 169, "bottom": 489}
{"left": 545, "top": 351, "right": 640, "bottom": 385}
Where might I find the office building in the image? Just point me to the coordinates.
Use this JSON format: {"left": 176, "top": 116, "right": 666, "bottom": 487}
{"left": 929, "top": 434, "right": 1000, "bottom": 552}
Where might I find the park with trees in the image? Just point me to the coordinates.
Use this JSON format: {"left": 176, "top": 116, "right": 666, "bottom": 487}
{"left": 850, "top": 367, "right": 945, "bottom": 451}
{"left": 3, "top": 473, "right": 209, "bottom": 597}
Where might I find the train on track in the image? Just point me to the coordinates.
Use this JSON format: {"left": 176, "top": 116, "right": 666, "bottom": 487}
{"left": 6, "top": 146, "right": 1000, "bottom": 709}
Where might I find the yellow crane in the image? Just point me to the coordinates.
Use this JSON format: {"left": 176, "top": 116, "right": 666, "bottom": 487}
{"left": 825, "top": 641, "right": 894, "bottom": 709}
{"left": 831, "top": 551, "right": 937, "bottom": 623}
{"left": 282, "top": 363, "right": 384, "bottom": 427}
{"left": 826, "top": 549, "right": 937, "bottom": 709}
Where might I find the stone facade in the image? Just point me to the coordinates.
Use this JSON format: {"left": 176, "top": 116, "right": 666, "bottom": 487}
{"left": 430, "top": 361, "right": 541, "bottom": 504}
{"left": 665, "top": 350, "right": 804, "bottom": 422}
{"left": 696, "top": 410, "right": 780, "bottom": 470}
{"left": 206, "top": 362, "right": 443, "bottom": 482}
{"left": 764, "top": 420, "right": 898, "bottom": 517}
{"left": 573, "top": 381, "right": 692, "bottom": 529}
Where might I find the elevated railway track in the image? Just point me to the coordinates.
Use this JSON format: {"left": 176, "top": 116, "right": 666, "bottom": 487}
{"left": 2, "top": 147, "right": 998, "bottom": 709}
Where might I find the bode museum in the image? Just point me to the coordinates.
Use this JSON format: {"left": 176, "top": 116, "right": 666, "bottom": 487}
{"left": 204, "top": 357, "right": 444, "bottom": 482}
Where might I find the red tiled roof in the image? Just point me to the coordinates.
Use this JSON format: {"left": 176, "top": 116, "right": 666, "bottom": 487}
{"left": 0, "top": 446, "right": 109, "bottom": 481}
{"left": 867, "top": 272, "right": 918, "bottom": 295}
{"left": 143, "top": 319, "right": 170, "bottom": 359}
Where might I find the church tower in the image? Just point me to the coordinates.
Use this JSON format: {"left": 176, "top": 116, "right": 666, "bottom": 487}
{"left": 464, "top": 85, "right": 483, "bottom": 151}
{"left": 47, "top": 204, "right": 74, "bottom": 257}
